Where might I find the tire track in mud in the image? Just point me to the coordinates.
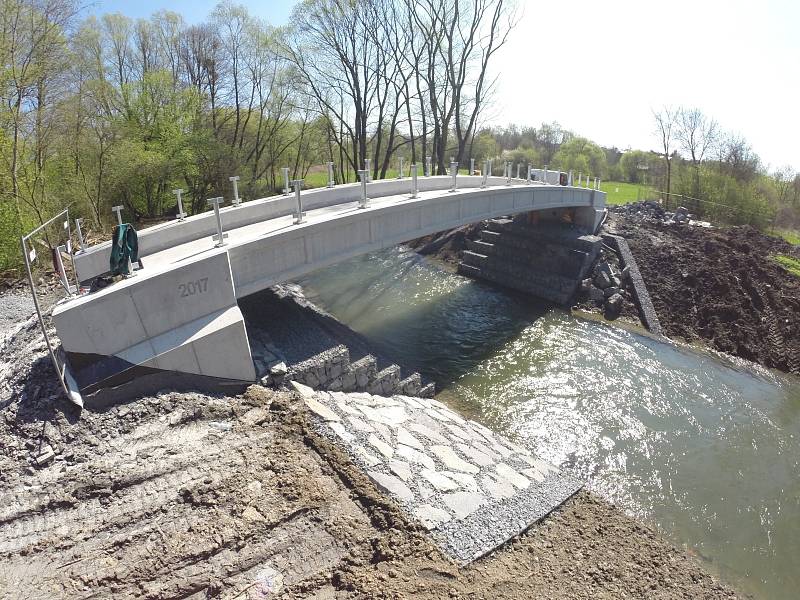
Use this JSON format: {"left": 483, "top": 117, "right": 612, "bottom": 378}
{"left": 0, "top": 396, "right": 374, "bottom": 600}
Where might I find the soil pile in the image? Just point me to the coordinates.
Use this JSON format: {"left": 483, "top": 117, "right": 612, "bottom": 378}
{"left": 613, "top": 216, "right": 800, "bottom": 374}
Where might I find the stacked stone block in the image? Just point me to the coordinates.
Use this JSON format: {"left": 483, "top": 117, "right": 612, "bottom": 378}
{"left": 458, "top": 216, "right": 601, "bottom": 305}
{"left": 253, "top": 342, "right": 434, "bottom": 398}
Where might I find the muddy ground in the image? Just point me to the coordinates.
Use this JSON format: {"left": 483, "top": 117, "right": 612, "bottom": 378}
{"left": 609, "top": 216, "right": 800, "bottom": 375}
{"left": 0, "top": 293, "right": 740, "bottom": 599}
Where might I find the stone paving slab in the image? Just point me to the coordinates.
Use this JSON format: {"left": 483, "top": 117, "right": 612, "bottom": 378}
{"left": 291, "top": 381, "right": 582, "bottom": 564}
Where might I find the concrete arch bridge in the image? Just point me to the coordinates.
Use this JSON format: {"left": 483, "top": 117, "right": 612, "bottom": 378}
{"left": 53, "top": 173, "right": 606, "bottom": 401}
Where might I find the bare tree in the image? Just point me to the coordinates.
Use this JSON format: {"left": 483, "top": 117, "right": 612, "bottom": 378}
{"left": 676, "top": 107, "right": 718, "bottom": 196}
{"left": 653, "top": 106, "right": 676, "bottom": 196}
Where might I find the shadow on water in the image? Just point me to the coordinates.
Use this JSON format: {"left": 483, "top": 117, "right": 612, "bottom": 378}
{"left": 298, "top": 248, "right": 552, "bottom": 387}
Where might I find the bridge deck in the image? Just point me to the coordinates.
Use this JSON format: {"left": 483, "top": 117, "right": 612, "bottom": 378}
{"left": 140, "top": 183, "right": 471, "bottom": 276}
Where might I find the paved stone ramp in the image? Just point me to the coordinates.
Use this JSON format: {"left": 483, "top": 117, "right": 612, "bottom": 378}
{"left": 292, "top": 382, "right": 582, "bottom": 563}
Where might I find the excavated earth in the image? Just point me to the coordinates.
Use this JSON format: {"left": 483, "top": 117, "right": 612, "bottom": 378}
{"left": 609, "top": 215, "right": 800, "bottom": 375}
{"left": 0, "top": 289, "right": 741, "bottom": 599}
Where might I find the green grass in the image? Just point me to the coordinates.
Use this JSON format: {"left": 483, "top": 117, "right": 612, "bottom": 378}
{"left": 772, "top": 229, "right": 800, "bottom": 246}
{"left": 304, "top": 167, "right": 410, "bottom": 188}
{"left": 773, "top": 254, "right": 800, "bottom": 277}
{"left": 599, "top": 181, "right": 658, "bottom": 206}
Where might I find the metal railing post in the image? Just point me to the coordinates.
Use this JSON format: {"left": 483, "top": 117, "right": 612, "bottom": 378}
{"left": 292, "top": 180, "right": 306, "bottom": 224}
{"left": 229, "top": 175, "right": 241, "bottom": 206}
{"left": 358, "top": 170, "right": 369, "bottom": 208}
{"left": 282, "top": 167, "right": 290, "bottom": 195}
{"left": 173, "top": 188, "right": 187, "bottom": 220}
{"left": 411, "top": 163, "right": 418, "bottom": 198}
{"left": 112, "top": 205, "right": 124, "bottom": 227}
{"left": 75, "top": 218, "right": 87, "bottom": 252}
{"left": 207, "top": 197, "right": 226, "bottom": 247}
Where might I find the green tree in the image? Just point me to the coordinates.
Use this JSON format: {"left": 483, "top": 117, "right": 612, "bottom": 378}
{"left": 552, "top": 137, "right": 606, "bottom": 178}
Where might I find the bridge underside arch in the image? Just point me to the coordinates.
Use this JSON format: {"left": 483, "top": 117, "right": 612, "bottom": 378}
{"left": 53, "top": 178, "right": 606, "bottom": 401}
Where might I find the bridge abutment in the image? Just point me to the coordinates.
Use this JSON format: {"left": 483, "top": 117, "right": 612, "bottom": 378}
{"left": 458, "top": 212, "right": 602, "bottom": 304}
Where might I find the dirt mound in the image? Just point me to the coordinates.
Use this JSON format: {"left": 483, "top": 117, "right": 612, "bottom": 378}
{"left": 614, "top": 217, "right": 800, "bottom": 374}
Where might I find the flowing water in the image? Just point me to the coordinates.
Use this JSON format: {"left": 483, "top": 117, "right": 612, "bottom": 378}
{"left": 297, "top": 247, "right": 800, "bottom": 599}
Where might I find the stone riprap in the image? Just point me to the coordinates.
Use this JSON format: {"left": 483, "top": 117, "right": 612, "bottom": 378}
{"left": 291, "top": 381, "right": 582, "bottom": 564}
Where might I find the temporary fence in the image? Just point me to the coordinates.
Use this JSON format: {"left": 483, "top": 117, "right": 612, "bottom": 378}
{"left": 657, "top": 190, "right": 773, "bottom": 229}
{"left": 19, "top": 208, "right": 83, "bottom": 407}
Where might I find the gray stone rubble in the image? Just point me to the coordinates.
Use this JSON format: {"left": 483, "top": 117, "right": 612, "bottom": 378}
{"left": 609, "top": 200, "right": 711, "bottom": 227}
{"left": 292, "top": 381, "right": 582, "bottom": 564}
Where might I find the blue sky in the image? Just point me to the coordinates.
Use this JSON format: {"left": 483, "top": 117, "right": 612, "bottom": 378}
{"left": 88, "top": 0, "right": 294, "bottom": 25}
{"left": 86, "top": 0, "right": 799, "bottom": 169}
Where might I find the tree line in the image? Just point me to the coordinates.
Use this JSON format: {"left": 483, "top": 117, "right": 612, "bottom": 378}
{"left": 0, "top": 0, "right": 516, "bottom": 271}
{"left": 1, "top": 0, "right": 797, "bottom": 273}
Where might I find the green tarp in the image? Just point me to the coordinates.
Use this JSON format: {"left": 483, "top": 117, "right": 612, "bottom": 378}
{"left": 109, "top": 223, "right": 139, "bottom": 276}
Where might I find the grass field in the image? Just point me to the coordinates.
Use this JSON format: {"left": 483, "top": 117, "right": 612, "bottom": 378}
{"left": 599, "top": 181, "right": 657, "bottom": 206}
{"left": 305, "top": 167, "right": 415, "bottom": 188}
{"left": 773, "top": 229, "right": 800, "bottom": 245}
{"left": 305, "top": 168, "right": 658, "bottom": 209}
{"left": 773, "top": 254, "right": 800, "bottom": 277}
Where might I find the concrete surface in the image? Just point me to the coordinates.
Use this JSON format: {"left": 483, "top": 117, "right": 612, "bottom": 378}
{"left": 292, "top": 381, "right": 583, "bottom": 564}
{"left": 57, "top": 178, "right": 605, "bottom": 388}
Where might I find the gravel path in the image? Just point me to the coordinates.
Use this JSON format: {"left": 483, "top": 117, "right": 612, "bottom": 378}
{"left": 0, "top": 289, "right": 34, "bottom": 340}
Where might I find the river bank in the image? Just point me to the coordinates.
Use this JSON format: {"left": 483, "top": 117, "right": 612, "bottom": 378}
{"left": 0, "top": 288, "right": 742, "bottom": 598}
{"left": 409, "top": 211, "right": 800, "bottom": 376}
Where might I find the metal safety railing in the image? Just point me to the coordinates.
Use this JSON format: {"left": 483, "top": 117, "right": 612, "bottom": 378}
{"left": 20, "top": 208, "right": 83, "bottom": 407}
{"left": 656, "top": 190, "right": 774, "bottom": 228}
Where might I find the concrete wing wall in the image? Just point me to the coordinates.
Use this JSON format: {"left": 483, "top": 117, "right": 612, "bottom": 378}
{"left": 54, "top": 249, "right": 255, "bottom": 383}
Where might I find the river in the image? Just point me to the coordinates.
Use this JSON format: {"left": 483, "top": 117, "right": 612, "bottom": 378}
{"left": 297, "top": 246, "right": 800, "bottom": 599}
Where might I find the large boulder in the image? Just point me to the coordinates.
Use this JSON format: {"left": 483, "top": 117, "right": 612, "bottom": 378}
{"left": 604, "top": 293, "right": 624, "bottom": 319}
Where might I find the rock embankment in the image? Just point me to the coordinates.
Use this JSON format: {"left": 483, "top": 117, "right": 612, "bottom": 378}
{"left": 610, "top": 200, "right": 702, "bottom": 226}
{"left": 577, "top": 251, "right": 630, "bottom": 320}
